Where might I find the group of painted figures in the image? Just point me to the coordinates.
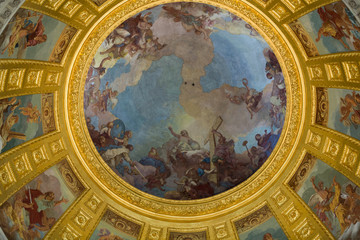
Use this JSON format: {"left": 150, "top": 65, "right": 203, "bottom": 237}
{"left": 1, "top": 10, "right": 47, "bottom": 58}
{"left": 86, "top": 111, "right": 281, "bottom": 199}
{"left": 316, "top": 1, "right": 360, "bottom": 50}
{"left": 84, "top": 36, "right": 285, "bottom": 199}
{"left": 310, "top": 176, "right": 360, "bottom": 236}
{"left": 85, "top": 2, "right": 259, "bottom": 76}
{"left": 82, "top": 2, "right": 288, "bottom": 199}
{"left": 225, "top": 47, "right": 286, "bottom": 129}
{"left": 0, "top": 179, "right": 68, "bottom": 240}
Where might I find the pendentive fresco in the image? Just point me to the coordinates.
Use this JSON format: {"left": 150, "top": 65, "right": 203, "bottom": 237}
{"left": 0, "top": 159, "right": 84, "bottom": 239}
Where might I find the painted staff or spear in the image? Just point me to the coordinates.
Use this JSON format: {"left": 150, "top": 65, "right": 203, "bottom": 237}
{"left": 26, "top": 185, "right": 32, "bottom": 204}
{"left": 242, "top": 140, "right": 250, "bottom": 155}
{"left": 133, "top": 165, "right": 146, "bottom": 181}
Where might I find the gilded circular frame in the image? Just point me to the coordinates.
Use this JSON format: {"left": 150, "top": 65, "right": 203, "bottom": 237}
{"left": 67, "top": 0, "right": 303, "bottom": 217}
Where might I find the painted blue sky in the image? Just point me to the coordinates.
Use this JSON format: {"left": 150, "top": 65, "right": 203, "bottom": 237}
{"left": 90, "top": 3, "right": 283, "bottom": 164}
{"left": 100, "top": 55, "right": 185, "bottom": 160}
{"left": 98, "top": 29, "right": 275, "bottom": 160}
{"left": 201, "top": 29, "right": 270, "bottom": 92}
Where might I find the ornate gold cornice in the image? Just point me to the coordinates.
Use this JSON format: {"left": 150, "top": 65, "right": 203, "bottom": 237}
{"left": 0, "top": 0, "right": 359, "bottom": 238}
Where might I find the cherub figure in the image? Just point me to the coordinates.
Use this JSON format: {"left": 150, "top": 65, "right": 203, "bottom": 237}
{"left": 339, "top": 91, "right": 360, "bottom": 128}
{"left": 162, "top": 5, "right": 211, "bottom": 40}
{"left": 19, "top": 102, "right": 40, "bottom": 123}
{"left": 98, "top": 228, "right": 124, "bottom": 240}
{"left": 225, "top": 78, "right": 263, "bottom": 119}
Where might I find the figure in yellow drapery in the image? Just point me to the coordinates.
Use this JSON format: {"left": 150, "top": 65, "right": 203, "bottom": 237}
{"left": 318, "top": 176, "right": 360, "bottom": 234}
{"left": 19, "top": 102, "right": 40, "bottom": 123}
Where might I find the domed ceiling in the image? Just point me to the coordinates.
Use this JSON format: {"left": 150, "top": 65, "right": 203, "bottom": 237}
{"left": 0, "top": 0, "right": 359, "bottom": 239}
{"left": 85, "top": 2, "right": 286, "bottom": 200}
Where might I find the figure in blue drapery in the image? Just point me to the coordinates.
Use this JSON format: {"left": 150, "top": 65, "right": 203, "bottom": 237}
{"left": 255, "top": 129, "right": 280, "bottom": 157}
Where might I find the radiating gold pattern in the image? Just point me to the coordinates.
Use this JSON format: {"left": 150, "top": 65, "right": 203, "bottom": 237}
{"left": 0, "top": 69, "right": 7, "bottom": 92}
{"left": 32, "top": 145, "right": 48, "bottom": 165}
{"left": 68, "top": 0, "right": 302, "bottom": 217}
{"left": 148, "top": 227, "right": 162, "bottom": 240}
{"left": 0, "top": 0, "right": 359, "bottom": 239}
{"left": 25, "top": 69, "right": 43, "bottom": 88}
{"left": 73, "top": 209, "right": 92, "bottom": 229}
{"left": 271, "top": 188, "right": 288, "bottom": 207}
{"left": 86, "top": 193, "right": 102, "bottom": 213}
{"left": 325, "top": 62, "right": 344, "bottom": 81}
{"left": 214, "top": 224, "right": 228, "bottom": 239}
{"left": 341, "top": 145, "right": 359, "bottom": 170}
{"left": 7, "top": 68, "right": 25, "bottom": 90}
{"left": 0, "top": 162, "right": 15, "bottom": 190}
{"left": 306, "top": 130, "right": 322, "bottom": 149}
{"left": 323, "top": 137, "right": 341, "bottom": 158}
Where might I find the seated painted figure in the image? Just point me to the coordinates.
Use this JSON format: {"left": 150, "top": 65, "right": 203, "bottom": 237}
{"left": 139, "top": 148, "right": 167, "bottom": 173}
{"left": 139, "top": 148, "right": 171, "bottom": 191}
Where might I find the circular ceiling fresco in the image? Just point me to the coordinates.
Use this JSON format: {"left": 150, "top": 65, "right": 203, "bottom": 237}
{"left": 84, "top": 2, "right": 286, "bottom": 200}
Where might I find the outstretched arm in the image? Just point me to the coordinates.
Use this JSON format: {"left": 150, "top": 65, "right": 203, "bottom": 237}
{"left": 168, "top": 126, "right": 180, "bottom": 138}
{"left": 310, "top": 176, "right": 320, "bottom": 193}
{"left": 242, "top": 78, "right": 250, "bottom": 92}
{"left": 54, "top": 197, "right": 68, "bottom": 207}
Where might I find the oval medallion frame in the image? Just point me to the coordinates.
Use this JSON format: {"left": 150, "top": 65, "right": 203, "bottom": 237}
{"left": 67, "top": 0, "right": 303, "bottom": 217}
